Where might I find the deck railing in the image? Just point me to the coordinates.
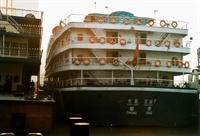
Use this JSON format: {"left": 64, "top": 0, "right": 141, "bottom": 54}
{"left": 45, "top": 57, "right": 190, "bottom": 75}
{"left": 0, "top": 22, "right": 42, "bottom": 35}
{"left": 63, "top": 14, "right": 188, "bottom": 29}
{"left": 47, "top": 77, "right": 190, "bottom": 89}
{"left": 0, "top": 47, "right": 42, "bottom": 59}
{"left": 46, "top": 36, "right": 190, "bottom": 65}
{"left": 68, "top": 36, "right": 191, "bottom": 48}
{"left": 0, "top": 7, "right": 43, "bottom": 20}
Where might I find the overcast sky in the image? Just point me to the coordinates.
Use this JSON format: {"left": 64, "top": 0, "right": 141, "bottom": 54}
{"left": 3, "top": 0, "right": 200, "bottom": 76}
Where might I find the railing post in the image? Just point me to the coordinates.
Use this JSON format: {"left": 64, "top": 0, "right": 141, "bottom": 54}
{"left": 2, "top": 34, "right": 5, "bottom": 56}
{"left": 111, "top": 70, "right": 114, "bottom": 85}
{"left": 81, "top": 70, "right": 83, "bottom": 85}
{"left": 131, "top": 70, "right": 134, "bottom": 86}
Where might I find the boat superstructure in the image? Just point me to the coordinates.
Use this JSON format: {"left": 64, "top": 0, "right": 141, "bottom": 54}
{"left": 45, "top": 11, "right": 198, "bottom": 126}
{"left": 0, "top": 6, "right": 43, "bottom": 92}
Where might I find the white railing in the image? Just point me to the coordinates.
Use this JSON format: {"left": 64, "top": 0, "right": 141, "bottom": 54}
{"left": 69, "top": 36, "right": 191, "bottom": 48}
{"left": 45, "top": 57, "right": 190, "bottom": 75}
{"left": 0, "top": 7, "right": 43, "bottom": 19}
{"left": 62, "top": 14, "right": 188, "bottom": 29}
{"left": 0, "top": 22, "right": 42, "bottom": 35}
{"left": 46, "top": 36, "right": 190, "bottom": 66}
{"left": 47, "top": 77, "right": 190, "bottom": 89}
{"left": 0, "top": 47, "right": 42, "bottom": 59}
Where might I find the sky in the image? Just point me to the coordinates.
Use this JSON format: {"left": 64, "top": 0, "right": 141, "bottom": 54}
{"left": 2, "top": 0, "right": 200, "bottom": 82}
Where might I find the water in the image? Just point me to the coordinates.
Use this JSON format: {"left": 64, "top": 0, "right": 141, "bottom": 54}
{"left": 44, "top": 122, "right": 198, "bottom": 136}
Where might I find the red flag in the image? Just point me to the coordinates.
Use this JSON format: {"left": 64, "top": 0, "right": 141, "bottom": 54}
{"left": 132, "top": 41, "right": 140, "bottom": 66}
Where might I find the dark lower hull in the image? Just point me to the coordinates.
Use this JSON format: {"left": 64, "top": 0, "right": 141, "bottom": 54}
{"left": 53, "top": 87, "right": 198, "bottom": 127}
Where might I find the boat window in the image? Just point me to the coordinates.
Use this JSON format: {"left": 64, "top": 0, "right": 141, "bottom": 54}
{"left": 136, "top": 32, "right": 147, "bottom": 44}
{"left": 139, "top": 52, "right": 146, "bottom": 64}
{"left": 77, "top": 34, "right": 83, "bottom": 41}
{"left": 106, "top": 51, "right": 118, "bottom": 63}
{"left": 106, "top": 31, "right": 118, "bottom": 43}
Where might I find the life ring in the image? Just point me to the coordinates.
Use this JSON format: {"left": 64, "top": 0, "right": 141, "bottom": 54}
{"left": 109, "top": 38, "right": 117, "bottom": 44}
{"left": 148, "top": 19, "right": 155, "bottom": 27}
{"left": 184, "top": 61, "right": 190, "bottom": 68}
{"left": 155, "top": 60, "right": 161, "bottom": 67}
{"left": 171, "top": 21, "right": 178, "bottom": 28}
{"left": 84, "top": 15, "right": 92, "bottom": 23}
{"left": 146, "top": 40, "right": 152, "bottom": 46}
{"left": 109, "top": 16, "right": 116, "bottom": 24}
{"left": 83, "top": 58, "right": 90, "bottom": 65}
{"left": 99, "top": 37, "right": 106, "bottom": 44}
{"left": 123, "top": 17, "right": 131, "bottom": 25}
{"left": 174, "top": 39, "right": 180, "bottom": 48}
{"left": 98, "top": 16, "right": 104, "bottom": 24}
{"left": 166, "top": 61, "right": 172, "bottom": 68}
{"left": 120, "top": 38, "right": 126, "bottom": 46}
{"left": 155, "top": 40, "right": 161, "bottom": 47}
{"left": 112, "top": 58, "right": 119, "bottom": 66}
{"left": 160, "top": 20, "right": 166, "bottom": 27}
{"left": 89, "top": 36, "right": 96, "bottom": 43}
{"left": 164, "top": 40, "right": 171, "bottom": 48}
{"left": 134, "top": 18, "right": 142, "bottom": 25}
{"left": 99, "top": 58, "right": 106, "bottom": 65}
{"left": 74, "top": 59, "right": 81, "bottom": 65}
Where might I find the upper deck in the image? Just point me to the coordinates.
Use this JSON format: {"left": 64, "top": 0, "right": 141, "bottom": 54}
{"left": 0, "top": 7, "right": 43, "bottom": 36}
{"left": 0, "top": 7, "right": 43, "bottom": 20}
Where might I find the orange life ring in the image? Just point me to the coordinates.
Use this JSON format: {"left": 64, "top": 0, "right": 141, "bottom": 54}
{"left": 112, "top": 58, "right": 119, "bottom": 66}
{"left": 174, "top": 39, "right": 180, "bottom": 48}
{"left": 171, "top": 21, "right": 178, "bottom": 28}
{"left": 160, "top": 20, "right": 166, "bottom": 27}
{"left": 155, "top": 60, "right": 161, "bottom": 67}
{"left": 134, "top": 18, "right": 142, "bottom": 25}
{"left": 155, "top": 40, "right": 161, "bottom": 47}
{"left": 83, "top": 58, "right": 90, "bottom": 65}
{"left": 109, "top": 16, "right": 116, "bottom": 24}
{"left": 123, "top": 17, "right": 131, "bottom": 25}
{"left": 177, "top": 61, "right": 183, "bottom": 68}
{"left": 120, "top": 38, "right": 126, "bottom": 46}
{"left": 74, "top": 59, "right": 81, "bottom": 65}
{"left": 146, "top": 40, "right": 152, "bottom": 46}
{"left": 148, "top": 19, "right": 155, "bottom": 27}
{"left": 109, "top": 38, "right": 117, "bottom": 44}
{"left": 89, "top": 36, "right": 96, "bottom": 43}
{"left": 98, "top": 16, "right": 104, "bottom": 24}
{"left": 99, "top": 37, "right": 106, "bottom": 44}
{"left": 99, "top": 58, "right": 106, "bottom": 65}
{"left": 165, "top": 40, "right": 171, "bottom": 48}
{"left": 184, "top": 61, "right": 190, "bottom": 68}
{"left": 166, "top": 61, "right": 172, "bottom": 68}
{"left": 84, "top": 15, "right": 92, "bottom": 23}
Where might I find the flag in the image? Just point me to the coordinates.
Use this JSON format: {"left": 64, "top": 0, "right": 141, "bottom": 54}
{"left": 132, "top": 41, "right": 140, "bottom": 66}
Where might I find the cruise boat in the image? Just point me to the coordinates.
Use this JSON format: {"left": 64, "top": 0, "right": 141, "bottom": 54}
{"left": 45, "top": 11, "right": 198, "bottom": 126}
